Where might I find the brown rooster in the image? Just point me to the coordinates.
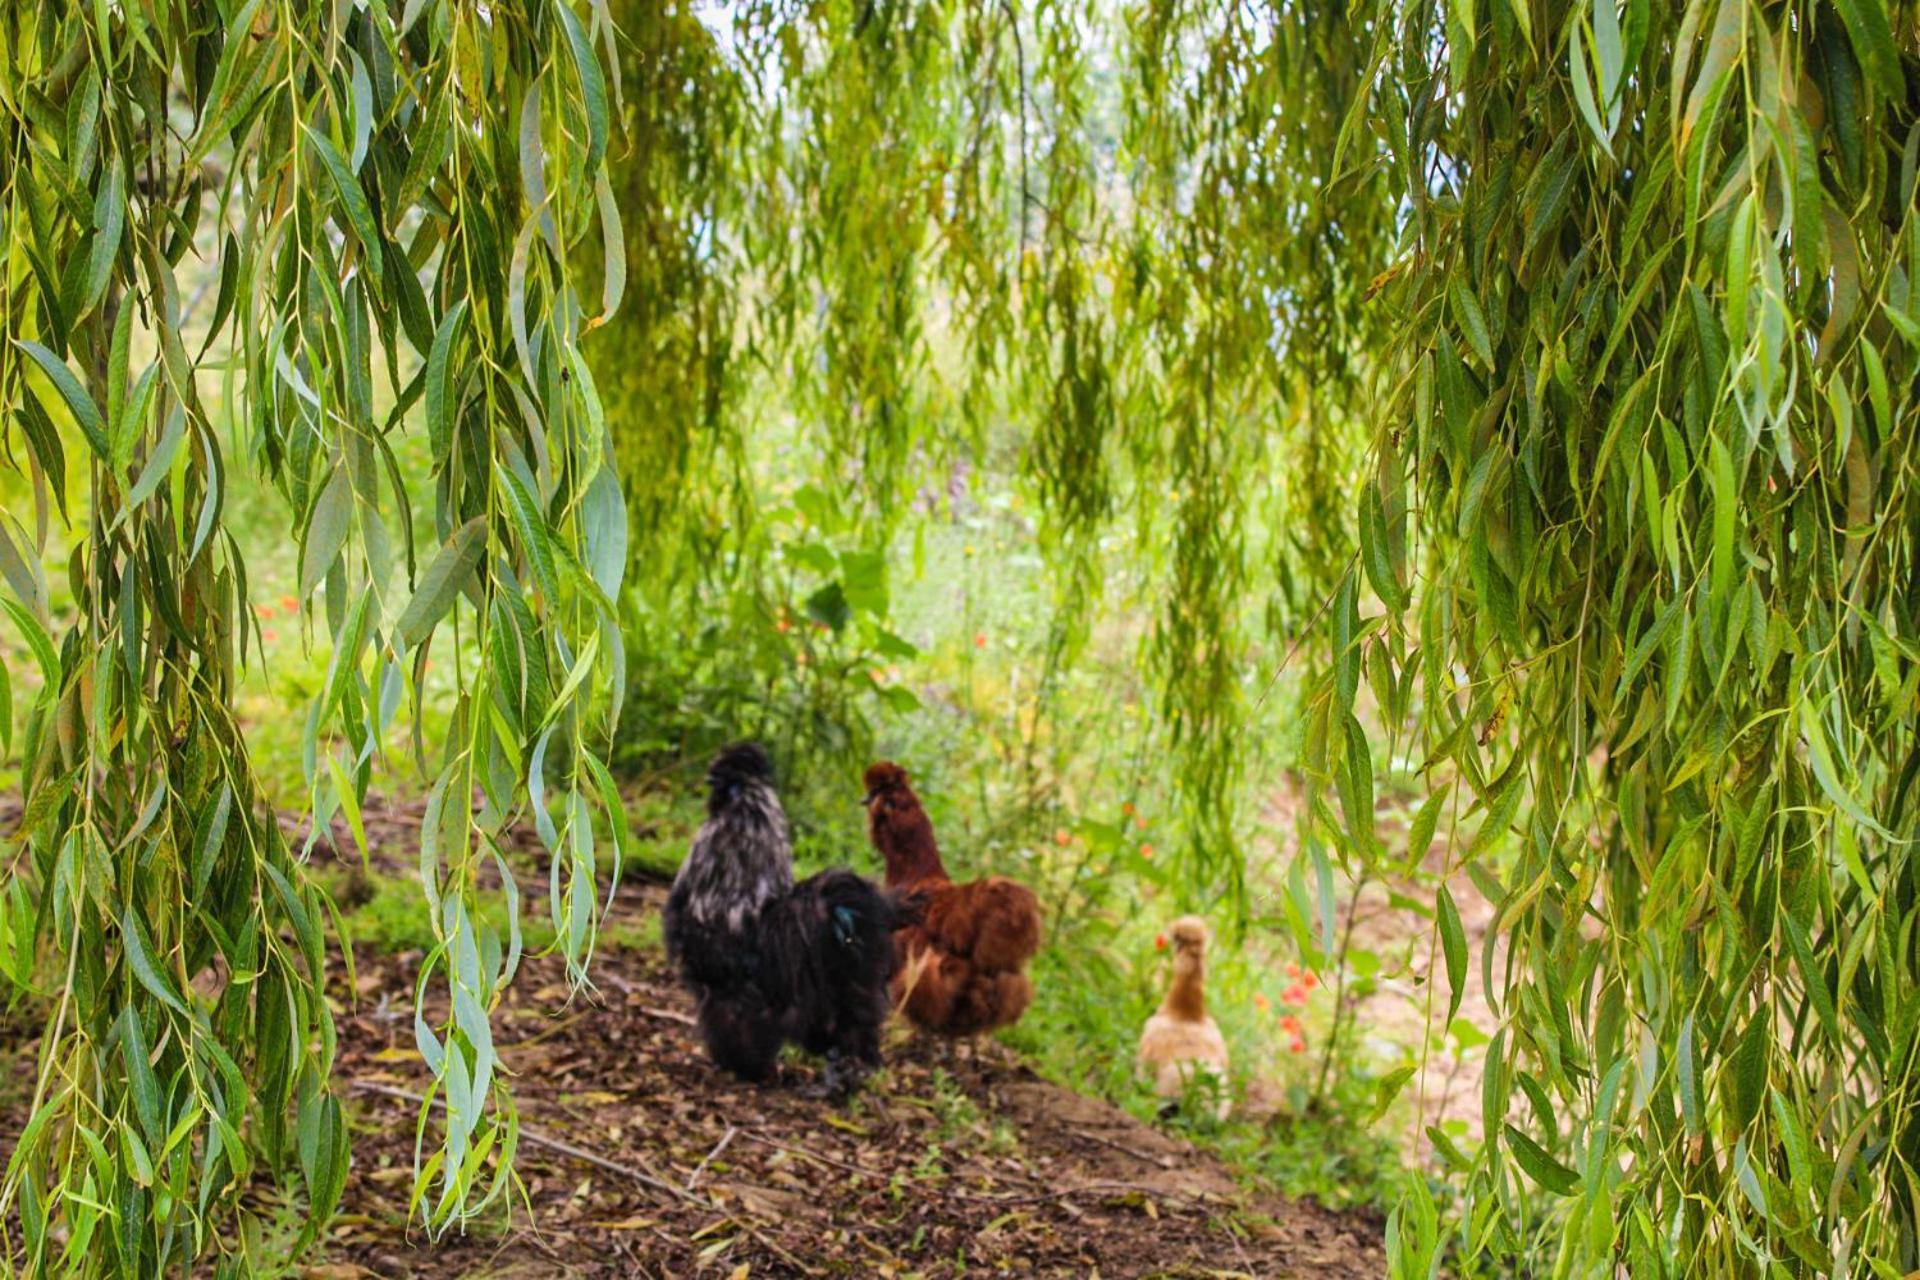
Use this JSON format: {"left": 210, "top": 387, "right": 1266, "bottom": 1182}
{"left": 862, "top": 762, "right": 1042, "bottom": 1043}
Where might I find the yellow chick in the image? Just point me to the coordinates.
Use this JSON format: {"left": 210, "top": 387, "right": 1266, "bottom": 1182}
{"left": 1137, "top": 916, "right": 1231, "bottom": 1120}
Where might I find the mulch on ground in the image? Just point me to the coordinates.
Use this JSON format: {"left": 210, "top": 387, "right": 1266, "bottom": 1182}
{"left": 325, "top": 921, "right": 1383, "bottom": 1278}
{"left": 1, "top": 795, "right": 1385, "bottom": 1277}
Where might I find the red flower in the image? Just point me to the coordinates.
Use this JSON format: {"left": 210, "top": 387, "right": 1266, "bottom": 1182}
{"left": 1285, "top": 962, "right": 1301, "bottom": 979}
{"left": 1278, "top": 1014, "right": 1301, "bottom": 1035}
{"left": 1154, "top": 933, "right": 1168, "bottom": 951}
{"left": 1303, "top": 972, "right": 1319, "bottom": 990}
{"left": 1281, "top": 983, "right": 1308, "bottom": 1005}
{"left": 1288, "top": 1038, "right": 1306, "bottom": 1054}
{"left": 1139, "top": 842, "right": 1154, "bottom": 860}
{"left": 973, "top": 632, "right": 987, "bottom": 649}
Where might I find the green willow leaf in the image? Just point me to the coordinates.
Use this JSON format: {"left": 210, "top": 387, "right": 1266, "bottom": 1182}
{"left": 128, "top": 407, "right": 187, "bottom": 509}
{"left": 1449, "top": 277, "right": 1495, "bottom": 369}
{"left": 302, "top": 124, "right": 386, "bottom": 289}
{"left": 1437, "top": 884, "right": 1468, "bottom": 1025}
{"left": 1830, "top": 0, "right": 1904, "bottom": 100}
{"left": 424, "top": 298, "right": 470, "bottom": 465}
{"left": 395, "top": 516, "right": 488, "bottom": 650}
{"left": 300, "top": 466, "right": 352, "bottom": 599}
{"left": 81, "top": 160, "right": 124, "bottom": 317}
{"left": 14, "top": 339, "right": 108, "bottom": 461}
{"left": 556, "top": 3, "right": 608, "bottom": 177}
{"left": 120, "top": 909, "right": 187, "bottom": 1016}
{"left": 1503, "top": 1124, "right": 1579, "bottom": 1195}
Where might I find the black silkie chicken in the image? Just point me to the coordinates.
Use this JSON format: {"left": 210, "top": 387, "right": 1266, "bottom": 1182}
{"left": 662, "top": 743, "right": 903, "bottom": 1098}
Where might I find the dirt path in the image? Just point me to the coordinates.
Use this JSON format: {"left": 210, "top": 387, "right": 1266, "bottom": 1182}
{"left": 324, "top": 888, "right": 1382, "bottom": 1278}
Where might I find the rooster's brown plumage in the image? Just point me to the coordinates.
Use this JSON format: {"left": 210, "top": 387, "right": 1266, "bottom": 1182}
{"left": 862, "top": 762, "right": 1042, "bottom": 1038}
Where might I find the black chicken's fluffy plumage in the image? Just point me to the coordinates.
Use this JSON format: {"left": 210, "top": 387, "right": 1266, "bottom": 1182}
{"left": 663, "top": 743, "right": 902, "bottom": 1097}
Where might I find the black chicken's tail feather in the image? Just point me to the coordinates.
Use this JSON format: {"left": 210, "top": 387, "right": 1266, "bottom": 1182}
{"left": 790, "top": 868, "right": 904, "bottom": 978}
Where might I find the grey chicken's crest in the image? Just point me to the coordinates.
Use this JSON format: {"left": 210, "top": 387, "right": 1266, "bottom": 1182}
{"left": 673, "top": 769, "right": 794, "bottom": 933}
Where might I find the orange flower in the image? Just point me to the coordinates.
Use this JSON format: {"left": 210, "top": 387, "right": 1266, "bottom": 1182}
{"left": 1281, "top": 983, "right": 1308, "bottom": 1005}
{"left": 1053, "top": 829, "right": 1072, "bottom": 847}
{"left": 1253, "top": 994, "right": 1270, "bottom": 1011}
{"left": 254, "top": 604, "right": 275, "bottom": 620}
{"left": 1285, "top": 962, "right": 1301, "bottom": 978}
{"left": 1288, "top": 1037, "right": 1306, "bottom": 1054}
{"left": 279, "top": 594, "right": 298, "bottom": 613}
{"left": 1134, "top": 814, "right": 1148, "bottom": 830}
{"left": 1121, "top": 801, "right": 1136, "bottom": 816}
{"left": 775, "top": 618, "right": 791, "bottom": 633}
{"left": 973, "top": 632, "right": 987, "bottom": 649}
{"left": 1303, "top": 972, "right": 1320, "bottom": 990}
{"left": 1154, "top": 933, "right": 1168, "bottom": 951}
{"left": 1277, "top": 1014, "right": 1301, "bottom": 1035}
{"left": 1139, "top": 842, "right": 1154, "bottom": 860}
{"left": 261, "top": 629, "right": 279, "bottom": 644}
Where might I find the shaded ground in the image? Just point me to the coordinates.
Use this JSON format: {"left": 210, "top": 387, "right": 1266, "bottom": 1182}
{"left": 1, "top": 797, "right": 1384, "bottom": 1278}
{"left": 327, "top": 926, "right": 1381, "bottom": 1278}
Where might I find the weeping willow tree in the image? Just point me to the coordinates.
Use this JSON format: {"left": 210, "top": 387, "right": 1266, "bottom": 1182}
{"left": 1287, "top": 0, "right": 1920, "bottom": 1273}
{"left": 5, "top": 0, "right": 1915, "bottom": 1273}
{"left": 600, "top": 0, "right": 1386, "bottom": 869}
{"left": 602, "top": 0, "right": 1920, "bottom": 1273}
{"left": 0, "top": 1, "right": 623, "bottom": 1272}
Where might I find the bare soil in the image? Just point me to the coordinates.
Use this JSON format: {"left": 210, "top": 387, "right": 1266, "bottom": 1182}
{"left": 324, "top": 926, "right": 1382, "bottom": 1278}
{"left": 1, "top": 796, "right": 1386, "bottom": 1278}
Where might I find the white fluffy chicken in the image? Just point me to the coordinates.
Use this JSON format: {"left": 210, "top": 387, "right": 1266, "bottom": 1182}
{"left": 1136, "top": 916, "right": 1231, "bottom": 1120}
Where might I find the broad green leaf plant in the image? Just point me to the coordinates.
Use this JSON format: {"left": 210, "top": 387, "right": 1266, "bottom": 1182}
{"left": 0, "top": 0, "right": 624, "bottom": 1271}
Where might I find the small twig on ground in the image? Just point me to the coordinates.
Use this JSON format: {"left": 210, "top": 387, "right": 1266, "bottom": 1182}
{"left": 515, "top": 1012, "right": 587, "bottom": 1048}
{"left": 1225, "top": 1216, "right": 1260, "bottom": 1278}
{"left": 636, "top": 1003, "right": 696, "bottom": 1026}
{"left": 351, "top": 1080, "right": 697, "bottom": 1205}
{"left": 1069, "top": 1127, "right": 1175, "bottom": 1168}
{"left": 727, "top": 1216, "right": 822, "bottom": 1277}
{"left": 734, "top": 1129, "right": 884, "bottom": 1181}
{"left": 686, "top": 1125, "right": 737, "bottom": 1190}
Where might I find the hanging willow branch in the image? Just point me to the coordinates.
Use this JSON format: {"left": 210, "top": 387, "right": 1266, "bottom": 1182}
{"left": 1312, "top": 0, "right": 1920, "bottom": 1272}
{"left": 0, "top": 0, "right": 624, "bottom": 1269}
